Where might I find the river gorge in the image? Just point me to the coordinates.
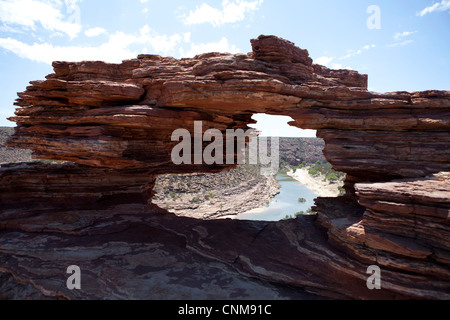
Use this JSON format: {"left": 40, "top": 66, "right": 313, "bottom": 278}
{"left": 233, "top": 171, "right": 318, "bottom": 221}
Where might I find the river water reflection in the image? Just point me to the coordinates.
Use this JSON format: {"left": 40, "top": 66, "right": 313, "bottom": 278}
{"left": 235, "top": 172, "right": 318, "bottom": 221}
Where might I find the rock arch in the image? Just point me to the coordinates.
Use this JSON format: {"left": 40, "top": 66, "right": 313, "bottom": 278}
{"left": 1, "top": 35, "right": 449, "bottom": 299}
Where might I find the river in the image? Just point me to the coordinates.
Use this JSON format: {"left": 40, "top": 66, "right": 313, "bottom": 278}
{"left": 234, "top": 171, "right": 318, "bottom": 221}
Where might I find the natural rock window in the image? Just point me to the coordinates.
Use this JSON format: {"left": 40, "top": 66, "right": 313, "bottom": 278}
{"left": 152, "top": 113, "right": 345, "bottom": 221}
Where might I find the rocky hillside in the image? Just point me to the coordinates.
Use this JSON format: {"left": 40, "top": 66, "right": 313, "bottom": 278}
{"left": 0, "top": 127, "right": 32, "bottom": 164}
{"left": 278, "top": 137, "right": 325, "bottom": 165}
{"left": 153, "top": 163, "right": 279, "bottom": 219}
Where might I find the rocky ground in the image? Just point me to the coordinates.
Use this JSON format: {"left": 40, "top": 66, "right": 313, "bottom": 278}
{"left": 153, "top": 165, "right": 280, "bottom": 219}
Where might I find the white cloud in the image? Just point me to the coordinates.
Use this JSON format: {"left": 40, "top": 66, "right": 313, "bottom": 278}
{"left": 331, "top": 63, "right": 343, "bottom": 69}
{"left": 316, "top": 49, "right": 365, "bottom": 69}
{"left": 394, "top": 31, "right": 417, "bottom": 40}
{"left": 417, "top": 0, "right": 450, "bottom": 16}
{"left": 387, "top": 39, "right": 413, "bottom": 48}
{"left": 249, "top": 114, "right": 317, "bottom": 138}
{"left": 0, "top": 0, "right": 82, "bottom": 38}
{"left": 138, "top": 25, "right": 186, "bottom": 55}
{"left": 183, "top": 32, "right": 191, "bottom": 43}
{"left": 388, "top": 31, "right": 416, "bottom": 47}
{"left": 0, "top": 25, "right": 192, "bottom": 64}
{"left": 340, "top": 44, "right": 375, "bottom": 60}
{"left": 0, "top": 25, "right": 238, "bottom": 64}
{"left": 84, "top": 27, "right": 107, "bottom": 37}
{"left": 180, "top": 36, "right": 240, "bottom": 58}
{"left": 182, "top": 0, "right": 263, "bottom": 27}
{"left": 0, "top": 24, "right": 24, "bottom": 33}
{"left": 315, "top": 56, "right": 334, "bottom": 66}
{"left": 0, "top": 37, "right": 129, "bottom": 64}
{"left": 362, "top": 44, "right": 376, "bottom": 50}
{"left": 315, "top": 45, "right": 375, "bottom": 69}
{"left": 314, "top": 57, "right": 353, "bottom": 70}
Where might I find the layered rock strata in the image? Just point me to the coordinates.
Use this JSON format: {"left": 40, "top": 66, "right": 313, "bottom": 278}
{"left": 1, "top": 35, "right": 449, "bottom": 299}
{"left": 0, "top": 162, "right": 156, "bottom": 232}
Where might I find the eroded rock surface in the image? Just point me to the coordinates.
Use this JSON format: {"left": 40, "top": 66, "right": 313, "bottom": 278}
{"left": 1, "top": 35, "right": 449, "bottom": 299}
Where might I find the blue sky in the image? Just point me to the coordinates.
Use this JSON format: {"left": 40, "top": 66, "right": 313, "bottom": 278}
{"left": 0, "top": 0, "right": 449, "bottom": 137}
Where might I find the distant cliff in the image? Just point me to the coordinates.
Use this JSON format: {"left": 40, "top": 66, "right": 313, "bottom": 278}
{"left": 0, "top": 127, "right": 32, "bottom": 164}
{"left": 277, "top": 137, "right": 325, "bottom": 165}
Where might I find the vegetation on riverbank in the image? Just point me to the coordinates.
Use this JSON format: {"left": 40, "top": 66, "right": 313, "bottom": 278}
{"left": 290, "top": 160, "right": 345, "bottom": 182}
{"left": 281, "top": 159, "right": 346, "bottom": 198}
{"left": 282, "top": 208, "right": 317, "bottom": 220}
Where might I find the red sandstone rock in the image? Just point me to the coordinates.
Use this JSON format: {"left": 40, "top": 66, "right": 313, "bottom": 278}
{"left": 1, "top": 35, "right": 450, "bottom": 300}
{"left": 355, "top": 173, "right": 450, "bottom": 255}
{"left": 8, "top": 36, "right": 449, "bottom": 182}
{"left": 0, "top": 162, "right": 156, "bottom": 220}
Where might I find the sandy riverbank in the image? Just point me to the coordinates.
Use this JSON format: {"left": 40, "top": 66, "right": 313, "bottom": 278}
{"left": 286, "top": 168, "right": 343, "bottom": 197}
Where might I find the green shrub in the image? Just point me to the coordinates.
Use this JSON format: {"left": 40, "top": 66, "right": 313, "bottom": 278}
{"left": 190, "top": 197, "right": 200, "bottom": 204}
{"left": 325, "top": 172, "right": 338, "bottom": 182}
{"left": 308, "top": 168, "right": 319, "bottom": 176}
{"left": 204, "top": 190, "right": 215, "bottom": 201}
